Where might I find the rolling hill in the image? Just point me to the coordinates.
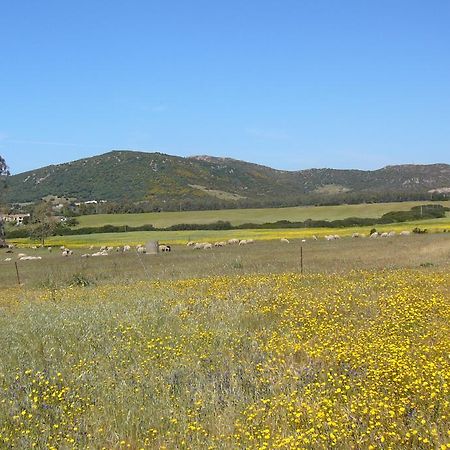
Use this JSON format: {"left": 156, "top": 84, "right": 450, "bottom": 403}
{"left": 5, "top": 150, "right": 450, "bottom": 209}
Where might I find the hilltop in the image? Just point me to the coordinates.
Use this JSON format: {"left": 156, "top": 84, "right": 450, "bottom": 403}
{"left": 6, "top": 150, "right": 450, "bottom": 209}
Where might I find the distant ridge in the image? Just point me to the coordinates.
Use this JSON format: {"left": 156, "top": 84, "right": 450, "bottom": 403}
{"left": 6, "top": 150, "right": 450, "bottom": 209}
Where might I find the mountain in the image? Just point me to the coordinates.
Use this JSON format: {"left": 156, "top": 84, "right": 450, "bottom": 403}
{"left": 5, "top": 150, "right": 450, "bottom": 209}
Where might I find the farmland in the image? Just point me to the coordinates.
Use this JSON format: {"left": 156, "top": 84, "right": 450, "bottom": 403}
{"left": 75, "top": 200, "right": 450, "bottom": 229}
{"left": 1, "top": 232, "right": 449, "bottom": 449}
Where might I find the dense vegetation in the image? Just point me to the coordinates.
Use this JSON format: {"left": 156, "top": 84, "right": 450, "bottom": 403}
{"left": 6, "top": 150, "right": 450, "bottom": 209}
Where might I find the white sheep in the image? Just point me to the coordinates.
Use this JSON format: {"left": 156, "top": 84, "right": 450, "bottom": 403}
{"left": 123, "top": 245, "right": 131, "bottom": 252}
{"left": 370, "top": 232, "right": 379, "bottom": 238}
{"left": 186, "top": 241, "right": 196, "bottom": 247}
{"left": 20, "top": 256, "right": 42, "bottom": 261}
{"left": 193, "top": 243, "right": 204, "bottom": 250}
{"left": 400, "top": 230, "right": 410, "bottom": 236}
{"left": 203, "top": 243, "right": 213, "bottom": 250}
{"left": 137, "top": 246, "right": 146, "bottom": 254}
{"left": 280, "top": 238, "right": 290, "bottom": 244}
{"left": 228, "top": 239, "right": 239, "bottom": 245}
{"left": 4, "top": 257, "right": 12, "bottom": 261}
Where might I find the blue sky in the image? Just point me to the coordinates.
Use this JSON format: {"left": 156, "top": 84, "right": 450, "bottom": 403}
{"left": 1, "top": 0, "right": 449, "bottom": 174}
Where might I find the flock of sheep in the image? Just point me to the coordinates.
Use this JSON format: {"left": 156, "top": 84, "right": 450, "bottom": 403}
{"left": 1, "top": 230, "right": 416, "bottom": 262}
{"left": 186, "top": 238, "right": 255, "bottom": 250}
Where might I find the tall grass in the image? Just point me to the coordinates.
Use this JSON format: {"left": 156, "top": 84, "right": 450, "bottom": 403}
{"left": 0, "top": 270, "right": 449, "bottom": 448}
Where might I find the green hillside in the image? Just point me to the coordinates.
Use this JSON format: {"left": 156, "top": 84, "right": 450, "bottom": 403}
{"left": 6, "top": 150, "right": 450, "bottom": 209}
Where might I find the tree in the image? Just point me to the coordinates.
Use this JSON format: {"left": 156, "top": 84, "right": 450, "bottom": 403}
{"left": 0, "top": 155, "right": 10, "bottom": 247}
{"left": 29, "top": 201, "right": 58, "bottom": 246}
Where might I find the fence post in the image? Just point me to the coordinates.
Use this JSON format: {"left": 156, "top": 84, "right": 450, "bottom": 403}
{"left": 15, "top": 261, "right": 21, "bottom": 285}
{"left": 300, "top": 246, "right": 303, "bottom": 274}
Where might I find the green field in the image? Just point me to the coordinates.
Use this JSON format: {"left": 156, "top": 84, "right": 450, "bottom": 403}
{"left": 75, "top": 200, "right": 450, "bottom": 228}
{"left": 11, "top": 214, "right": 450, "bottom": 248}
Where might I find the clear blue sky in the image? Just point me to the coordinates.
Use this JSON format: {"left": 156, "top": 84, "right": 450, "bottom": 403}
{"left": 1, "top": 0, "right": 449, "bottom": 174}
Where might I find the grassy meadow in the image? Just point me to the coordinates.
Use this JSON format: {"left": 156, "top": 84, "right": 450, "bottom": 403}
{"left": 9, "top": 215, "right": 450, "bottom": 249}
{"left": 1, "top": 230, "right": 449, "bottom": 448}
{"left": 75, "top": 200, "right": 450, "bottom": 228}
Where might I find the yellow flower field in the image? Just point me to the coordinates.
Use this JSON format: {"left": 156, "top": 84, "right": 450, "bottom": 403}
{"left": 0, "top": 270, "right": 449, "bottom": 449}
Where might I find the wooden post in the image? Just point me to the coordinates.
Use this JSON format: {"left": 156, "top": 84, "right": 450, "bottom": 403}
{"left": 300, "top": 246, "right": 303, "bottom": 274}
{"left": 14, "top": 261, "right": 21, "bottom": 285}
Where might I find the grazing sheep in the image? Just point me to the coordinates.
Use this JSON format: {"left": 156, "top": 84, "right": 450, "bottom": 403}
{"left": 246, "top": 239, "right": 254, "bottom": 244}
{"left": 47, "top": 246, "right": 52, "bottom": 252}
{"left": 280, "top": 238, "right": 290, "bottom": 244}
{"left": 137, "top": 246, "right": 146, "bottom": 254}
{"left": 380, "top": 232, "right": 389, "bottom": 238}
{"left": 214, "top": 242, "right": 224, "bottom": 247}
{"left": 203, "top": 243, "right": 213, "bottom": 250}
{"left": 92, "top": 251, "right": 108, "bottom": 257}
{"left": 228, "top": 239, "right": 239, "bottom": 245}
{"left": 186, "top": 241, "right": 196, "bottom": 247}
{"left": 239, "top": 240, "right": 248, "bottom": 245}
{"left": 352, "top": 233, "right": 361, "bottom": 238}
{"left": 4, "top": 257, "right": 12, "bottom": 261}
{"left": 400, "top": 230, "right": 411, "bottom": 236}
{"left": 193, "top": 243, "right": 204, "bottom": 250}
{"left": 123, "top": 245, "right": 131, "bottom": 252}
{"left": 19, "top": 256, "right": 42, "bottom": 261}
{"left": 89, "top": 245, "right": 94, "bottom": 250}
{"left": 334, "top": 235, "right": 341, "bottom": 240}
{"left": 324, "top": 235, "right": 334, "bottom": 241}
{"left": 312, "top": 235, "right": 318, "bottom": 241}
{"left": 159, "top": 244, "right": 171, "bottom": 252}
{"left": 17, "top": 253, "right": 27, "bottom": 258}
{"left": 388, "top": 231, "right": 396, "bottom": 237}
{"left": 370, "top": 232, "right": 379, "bottom": 238}
{"left": 301, "top": 239, "right": 306, "bottom": 243}
{"left": 100, "top": 246, "right": 107, "bottom": 251}
{"left": 62, "top": 249, "right": 73, "bottom": 256}
{"left": 81, "top": 253, "right": 91, "bottom": 258}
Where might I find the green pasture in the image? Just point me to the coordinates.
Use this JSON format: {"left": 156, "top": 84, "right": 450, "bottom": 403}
{"left": 75, "top": 200, "right": 450, "bottom": 228}
{"left": 11, "top": 215, "right": 450, "bottom": 248}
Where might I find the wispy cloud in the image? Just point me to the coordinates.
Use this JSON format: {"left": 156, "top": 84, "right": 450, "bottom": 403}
{"left": 150, "top": 104, "right": 168, "bottom": 113}
{"left": 246, "top": 127, "right": 290, "bottom": 141}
